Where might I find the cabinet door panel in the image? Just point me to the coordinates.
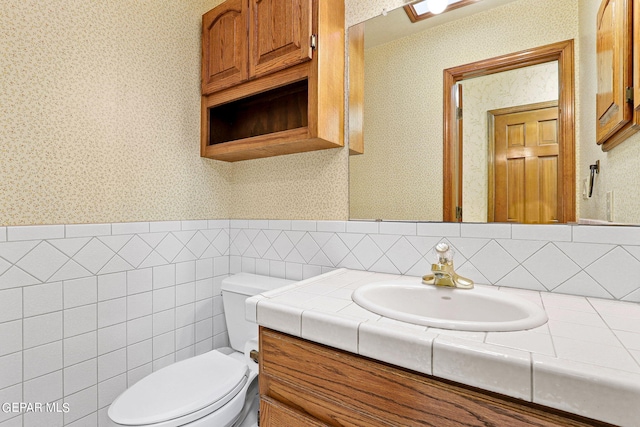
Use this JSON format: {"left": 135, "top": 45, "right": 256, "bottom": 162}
{"left": 596, "top": 0, "right": 633, "bottom": 144}
{"left": 202, "top": 0, "right": 248, "bottom": 95}
{"left": 249, "top": 0, "right": 313, "bottom": 79}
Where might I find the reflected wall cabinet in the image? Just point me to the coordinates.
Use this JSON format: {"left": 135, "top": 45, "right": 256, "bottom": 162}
{"left": 596, "top": 0, "right": 640, "bottom": 150}
{"left": 201, "top": 0, "right": 344, "bottom": 162}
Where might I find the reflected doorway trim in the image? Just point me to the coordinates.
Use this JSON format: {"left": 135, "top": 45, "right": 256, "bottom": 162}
{"left": 442, "top": 39, "right": 575, "bottom": 223}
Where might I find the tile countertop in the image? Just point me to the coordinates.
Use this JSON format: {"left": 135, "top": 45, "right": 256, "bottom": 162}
{"left": 246, "top": 268, "right": 640, "bottom": 427}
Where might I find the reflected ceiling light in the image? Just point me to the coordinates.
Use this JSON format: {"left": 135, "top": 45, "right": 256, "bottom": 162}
{"left": 405, "top": 0, "right": 475, "bottom": 23}
{"left": 426, "top": 0, "right": 449, "bottom": 14}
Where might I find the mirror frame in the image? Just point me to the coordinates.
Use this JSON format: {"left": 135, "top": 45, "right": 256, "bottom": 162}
{"left": 442, "top": 39, "right": 576, "bottom": 223}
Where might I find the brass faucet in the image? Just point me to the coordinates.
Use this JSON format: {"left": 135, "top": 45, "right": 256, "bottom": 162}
{"left": 422, "top": 243, "right": 474, "bottom": 289}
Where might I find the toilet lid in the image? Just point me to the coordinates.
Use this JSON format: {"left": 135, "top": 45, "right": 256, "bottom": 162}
{"left": 108, "top": 350, "right": 248, "bottom": 426}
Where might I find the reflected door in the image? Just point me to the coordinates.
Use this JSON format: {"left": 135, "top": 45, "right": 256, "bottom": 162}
{"left": 489, "top": 103, "right": 561, "bottom": 224}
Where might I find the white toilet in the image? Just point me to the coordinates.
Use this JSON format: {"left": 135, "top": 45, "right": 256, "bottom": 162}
{"left": 107, "top": 273, "right": 292, "bottom": 427}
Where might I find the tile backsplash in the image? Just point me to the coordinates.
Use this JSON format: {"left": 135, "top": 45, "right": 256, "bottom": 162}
{"left": 229, "top": 220, "right": 640, "bottom": 302}
{"left": 1, "top": 218, "right": 640, "bottom": 426}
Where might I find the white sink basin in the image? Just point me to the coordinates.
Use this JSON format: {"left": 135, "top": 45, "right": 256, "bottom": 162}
{"left": 352, "top": 281, "right": 548, "bottom": 332}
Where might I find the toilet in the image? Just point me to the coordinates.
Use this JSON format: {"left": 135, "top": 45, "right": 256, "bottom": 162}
{"left": 107, "top": 273, "right": 292, "bottom": 427}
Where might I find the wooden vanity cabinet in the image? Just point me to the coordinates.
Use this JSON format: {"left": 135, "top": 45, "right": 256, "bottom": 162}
{"left": 596, "top": 0, "right": 640, "bottom": 150}
{"left": 200, "top": 0, "right": 344, "bottom": 162}
{"left": 259, "top": 328, "right": 613, "bottom": 427}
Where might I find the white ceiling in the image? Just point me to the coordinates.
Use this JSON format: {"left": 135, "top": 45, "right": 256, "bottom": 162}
{"left": 364, "top": 0, "right": 522, "bottom": 49}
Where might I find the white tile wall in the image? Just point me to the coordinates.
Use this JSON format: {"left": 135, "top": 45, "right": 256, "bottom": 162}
{"left": 1, "top": 219, "right": 640, "bottom": 426}
{"left": 0, "top": 220, "right": 229, "bottom": 426}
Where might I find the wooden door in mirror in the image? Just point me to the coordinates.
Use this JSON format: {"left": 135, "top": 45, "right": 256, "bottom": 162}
{"left": 202, "top": 0, "right": 248, "bottom": 95}
{"left": 596, "top": 0, "right": 640, "bottom": 150}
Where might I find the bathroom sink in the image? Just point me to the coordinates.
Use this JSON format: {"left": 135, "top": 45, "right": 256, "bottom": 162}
{"left": 352, "top": 281, "right": 548, "bottom": 332}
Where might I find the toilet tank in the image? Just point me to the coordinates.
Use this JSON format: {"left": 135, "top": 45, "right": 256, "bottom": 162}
{"left": 221, "top": 273, "right": 293, "bottom": 352}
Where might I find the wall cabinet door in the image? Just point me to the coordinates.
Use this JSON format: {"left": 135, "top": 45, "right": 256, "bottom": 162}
{"left": 202, "top": 0, "right": 248, "bottom": 95}
{"left": 596, "top": 0, "right": 635, "bottom": 147}
{"left": 249, "top": 0, "right": 313, "bottom": 79}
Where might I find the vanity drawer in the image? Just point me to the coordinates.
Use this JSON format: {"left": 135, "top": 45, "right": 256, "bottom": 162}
{"left": 260, "top": 396, "right": 329, "bottom": 427}
{"left": 259, "top": 328, "right": 612, "bottom": 427}
{"left": 260, "top": 374, "right": 391, "bottom": 426}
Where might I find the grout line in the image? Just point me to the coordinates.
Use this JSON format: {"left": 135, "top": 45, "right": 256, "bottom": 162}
{"left": 529, "top": 352, "right": 534, "bottom": 403}
{"left": 21, "top": 284, "right": 24, "bottom": 417}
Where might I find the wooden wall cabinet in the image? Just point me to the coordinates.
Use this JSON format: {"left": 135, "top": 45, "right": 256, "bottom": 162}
{"left": 596, "top": 0, "right": 640, "bottom": 151}
{"left": 201, "top": 0, "right": 344, "bottom": 162}
{"left": 259, "top": 328, "right": 612, "bottom": 427}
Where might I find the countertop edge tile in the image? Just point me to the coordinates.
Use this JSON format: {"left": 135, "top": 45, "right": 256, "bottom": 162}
{"left": 301, "top": 309, "right": 361, "bottom": 354}
{"left": 359, "top": 321, "right": 436, "bottom": 376}
{"left": 256, "top": 299, "right": 303, "bottom": 337}
{"left": 533, "top": 354, "right": 640, "bottom": 426}
{"left": 433, "top": 334, "right": 531, "bottom": 401}
{"left": 245, "top": 295, "right": 264, "bottom": 323}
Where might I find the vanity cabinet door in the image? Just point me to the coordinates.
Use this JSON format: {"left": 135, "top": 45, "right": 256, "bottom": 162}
{"left": 202, "top": 0, "right": 248, "bottom": 95}
{"left": 249, "top": 0, "right": 313, "bottom": 79}
{"left": 596, "top": 0, "right": 635, "bottom": 147}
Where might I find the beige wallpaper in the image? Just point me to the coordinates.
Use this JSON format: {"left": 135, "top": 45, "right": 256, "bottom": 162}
{"left": 0, "top": 0, "right": 231, "bottom": 226}
{"left": 4, "top": 0, "right": 638, "bottom": 226}
{"left": 229, "top": 148, "right": 348, "bottom": 220}
{"left": 349, "top": 0, "right": 579, "bottom": 221}
{"left": 578, "top": 0, "right": 640, "bottom": 224}
{"left": 461, "top": 62, "right": 558, "bottom": 222}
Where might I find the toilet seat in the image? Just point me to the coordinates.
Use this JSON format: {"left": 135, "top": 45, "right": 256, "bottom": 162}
{"left": 108, "top": 350, "right": 249, "bottom": 427}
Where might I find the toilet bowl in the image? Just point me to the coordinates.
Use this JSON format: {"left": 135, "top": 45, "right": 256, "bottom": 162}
{"left": 107, "top": 273, "right": 292, "bottom": 427}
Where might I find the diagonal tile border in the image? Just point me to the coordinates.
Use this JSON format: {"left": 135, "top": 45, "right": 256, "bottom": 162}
{"left": 468, "top": 240, "right": 519, "bottom": 283}
{"left": 555, "top": 242, "right": 616, "bottom": 269}
{"left": 522, "top": 244, "right": 581, "bottom": 290}
{"left": 586, "top": 247, "right": 640, "bottom": 300}
{"left": 553, "top": 272, "right": 613, "bottom": 299}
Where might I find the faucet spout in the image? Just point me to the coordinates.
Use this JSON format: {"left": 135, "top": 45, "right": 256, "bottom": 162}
{"left": 422, "top": 243, "right": 474, "bottom": 289}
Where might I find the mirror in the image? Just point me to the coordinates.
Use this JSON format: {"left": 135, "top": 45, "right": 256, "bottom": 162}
{"left": 441, "top": 41, "right": 574, "bottom": 224}
{"left": 348, "top": 0, "right": 640, "bottom": 224}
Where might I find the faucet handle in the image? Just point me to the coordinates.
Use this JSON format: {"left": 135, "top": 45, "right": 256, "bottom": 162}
{"left": 434, "top": 243, "right": 453, "bottom": 264}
